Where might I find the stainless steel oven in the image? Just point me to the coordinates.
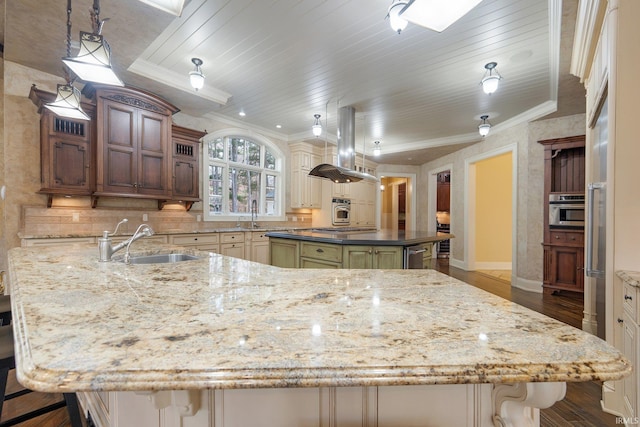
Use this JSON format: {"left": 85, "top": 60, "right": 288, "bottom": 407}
{"left": 549, "top": 194, "right": 585, "bottom": 227}
{"left": 332, "top": 198, "right": 351, "bottom": 225}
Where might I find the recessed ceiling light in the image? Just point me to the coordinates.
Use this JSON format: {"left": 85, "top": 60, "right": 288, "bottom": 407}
{"left": 276, "top": 124, "right": 282, "bottom": 129}
{"left": 136, "top": 0, "right": 185, "bottom": 16}
{"left": 238, "top": 111, "right": 246, "bottom": 117}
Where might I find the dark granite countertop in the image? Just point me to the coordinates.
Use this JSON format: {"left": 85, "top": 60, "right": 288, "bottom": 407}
{"left": 265, "top": 229, "right": 453, "bottom": 246}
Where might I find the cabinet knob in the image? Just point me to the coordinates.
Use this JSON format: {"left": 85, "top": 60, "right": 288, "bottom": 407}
{"left": 316, "top": 248, "right": 324, "bottom": 253}
{"left": 375, "top": 250, "right": 379, "bottom": 255}
{"left": 569, "top": 236, "right": 575, "bottom": 240}
{"left": 618, "top": 318, "right": 624, "bottom": 324}
{"left": 625, "top": 295, "right": 633, "bottom": 301}
{"left": 554, "top": 235, "right": 560, "bottom": 239}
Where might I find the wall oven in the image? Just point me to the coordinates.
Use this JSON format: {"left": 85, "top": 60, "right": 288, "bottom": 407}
{"left": 549, "top": 194, "right": 585, "bottom": 227}
{"left": 332, "top": 198, "right": 351, "bottom": 225}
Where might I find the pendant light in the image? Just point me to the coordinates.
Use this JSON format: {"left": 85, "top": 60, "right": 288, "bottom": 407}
{"left": 387, "top": 0, "right": 409, "bottom": 34}
{"left": 481, "top": 62, "right": 502, "bottom": 95}
{"left": 478, "top": 115, "right": 491, "bottom": 137}
{"left": 189, "top": 58, "right": 205, "bottom": 91}
{"left": 373, "top": 141, "right": 381, "bottom": 156}
{"left": 312, "top": 114, "right": 322, "bottom": 137}
{"left": 45, "top": 0, "right": 90, "bottom": 121}
{"left": 62, "top": 0, "right": 124, "bottom": 86}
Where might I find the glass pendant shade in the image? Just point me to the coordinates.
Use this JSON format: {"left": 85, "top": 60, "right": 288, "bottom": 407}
{"left": 190, "top": 71, "right": 205, "bottom": 90}
{"left": 482, "top": 75, "right": 500, "bottom": 94}
{"left": 189, "top": 58, "right": 205, "bottom": 90}
{"left": 62, "top": 32, "right": 124, "bottom": 86}
{"left": 373, "top": 141, "right": 381, "bottom": 156}
{"left": 480, "top": 62, "right": 501, "bottom": 94}
{"left": 312, "top": 114, "right": 322, "bottom": 137}
{"left": 44, "top": 84, "right": 90, "bottom": 121}
{"left": 478, "top": 115, "right": 491, "bottom": 137}
{"left": 388, "top": 1, "right": 409, "bottom": 34}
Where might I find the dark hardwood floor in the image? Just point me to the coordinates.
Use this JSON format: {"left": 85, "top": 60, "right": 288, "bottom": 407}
{"left": 435, "top": 259, "right": 617, "bottom": 427}
{"left": 2, "top": 261, "right": 617, "bottom": 426}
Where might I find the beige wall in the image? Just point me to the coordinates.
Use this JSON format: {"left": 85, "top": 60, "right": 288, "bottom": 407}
{"left": 419, "top": 114, "right": 586, "bottom": 287}
{"left": 475, "top": 152, "right": 512, "bottom": 264}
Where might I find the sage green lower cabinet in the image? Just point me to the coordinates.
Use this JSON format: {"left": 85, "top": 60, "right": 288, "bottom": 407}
{"left": 270, "top": 238, "right": 432, "bottom": 270}
{"left": 299, "top": 241, "right": 343, "bottom": 269}
{"left": 270, "top": 238, "right": 300, "bottom": 268}
{"left": 343, "top": 246, "right": 404, "bottom": 269}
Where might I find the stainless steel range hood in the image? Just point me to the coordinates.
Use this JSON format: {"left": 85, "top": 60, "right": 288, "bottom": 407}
{"left": 308, "top": 106, "right": 377, "bottom": 183}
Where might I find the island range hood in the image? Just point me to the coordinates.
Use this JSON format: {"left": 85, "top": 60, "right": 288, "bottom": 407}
{"left": 308, "top": 106, "right": 377, "bottom": 183}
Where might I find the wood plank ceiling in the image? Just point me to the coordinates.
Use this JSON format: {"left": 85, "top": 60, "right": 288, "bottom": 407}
{"left": 4, "top": 0, "right": 584, "bottom": 165}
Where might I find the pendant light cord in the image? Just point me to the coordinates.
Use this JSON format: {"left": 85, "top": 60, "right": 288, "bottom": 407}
{"left": 63, "top": 0, "right": 73, "bottom": 84}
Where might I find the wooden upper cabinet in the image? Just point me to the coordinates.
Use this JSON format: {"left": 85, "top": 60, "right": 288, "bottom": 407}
{"left": 170, "top": 125, "right": 206, "bottom": 208}
{"left": 29, "top": 85, "right": 96, "bottom": 207}
{"left": 91, "top": 85, "right": 178, "bottom": 199}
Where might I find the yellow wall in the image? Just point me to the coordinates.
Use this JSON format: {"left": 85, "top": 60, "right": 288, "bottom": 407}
{"left": 474, "top": 152, "right": 512, "bottom": 263}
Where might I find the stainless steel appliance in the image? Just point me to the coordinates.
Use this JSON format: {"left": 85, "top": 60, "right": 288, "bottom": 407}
{"left": 586, "top": 95, "right": 608, "bottom": 339}
{"left": 331, "top": 198, "right": 351, "bottom": 225}
{"left": 404, "top": 245, "right": 427, "bottom": 269}
{"left": 549, "top": 194, "right": 585, "bottom": 227}
{"left": 436, "top": 222, "right": 450, "bottom": 258}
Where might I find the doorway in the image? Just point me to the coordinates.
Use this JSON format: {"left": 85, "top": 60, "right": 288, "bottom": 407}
{"left": 464, "top": 145, "right": 517, "bottom": 285}
{"left": 379, "top": 174, "right": 416, "bottom": 231}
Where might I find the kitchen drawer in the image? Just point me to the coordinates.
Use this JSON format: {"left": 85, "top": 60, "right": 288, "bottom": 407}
{"left": 251, "top": 231, "right": 270, "bottom": 242}
{"left": 170, "top": 233, "right": 219, "bottom": 246}
{"left": 220, "top": 232, "right": 245, "bottom": 243}
{"left": 550, "top": 231, "right": 583, "bottom": 245}
{"left": 623, "top": 282, "right": 639, "bottom": 323}
{"left": 300, "top": 241, "right": 343, "bottom": 263}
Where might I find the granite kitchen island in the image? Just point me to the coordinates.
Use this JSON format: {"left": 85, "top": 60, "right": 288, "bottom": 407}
{"left": 6, "top": 243, "right": 630, "bottom": 427}
{"left": 267, "top": 229, "right": 452, "bottom": 269}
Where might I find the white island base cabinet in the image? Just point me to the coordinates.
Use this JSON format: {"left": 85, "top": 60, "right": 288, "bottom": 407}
{"left": 79, "top": 382, "right": 565, "bottom": 427}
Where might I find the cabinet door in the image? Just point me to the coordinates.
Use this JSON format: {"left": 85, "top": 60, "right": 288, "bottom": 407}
{"left": 220, "top": 242, "right": 245, "bottom": 259}
{"left": 251, "top": 241, "right": 270, "bottom": 264}
{"left": 549, "top": 246, "right": 583, "bottom": 292}
{"left": 270, "top": 239, "right": 299, "bottom": 268}
{"left": 343, "top": 246, "right": 373, "bottom": 269}
{"left": 373, "top": 246, "right": 404, "bottom": 269}
{"left": 437, "top": 183, "right": 450, "bottom": 212}
{"left": 137, "top": 110, "right": 169, "bottom": 196}
{"left": 101, "top": 101, "right": 137, "bottom": 193}
{"left": 622, "top": 312, "right": 638, "bottom": 417}
{"left": 173, "top": 160, "right": 198, "bottom": 199}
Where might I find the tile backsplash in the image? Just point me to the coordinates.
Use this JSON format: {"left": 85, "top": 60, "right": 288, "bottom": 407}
{"left": 21, "top": 206, "right": 311, "bottom": 238}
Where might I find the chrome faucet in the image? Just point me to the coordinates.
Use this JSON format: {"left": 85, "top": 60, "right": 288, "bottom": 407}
{"left": 122, "top": 224, "right": 155, "bottom": 264}
{"left": 251, "top": 199, "right": 258, "bottom": 228}
{"left": 98, "top": 219, "right": 154, "bottom": 262}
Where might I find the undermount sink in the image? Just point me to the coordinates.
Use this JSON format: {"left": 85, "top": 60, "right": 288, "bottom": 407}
{"left": 123, "top": 253, "right": 202, "bottom": 265}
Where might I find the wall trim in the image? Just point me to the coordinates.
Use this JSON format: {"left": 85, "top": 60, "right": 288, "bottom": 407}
{"left": 473, "top": 262, "right": 512, "bottom": 271}
{"left": 513, "top": 277, "right": 543, "bottom": 294}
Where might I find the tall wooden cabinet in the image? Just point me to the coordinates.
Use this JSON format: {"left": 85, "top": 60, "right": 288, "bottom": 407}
{"left": 93, "top": 86, "right": 178, "bottom": 199}
{"left": 539, "top": 135, "right": 586, "bottom": 294}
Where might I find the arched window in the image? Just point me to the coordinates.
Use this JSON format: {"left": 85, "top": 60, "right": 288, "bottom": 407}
{"left": 202, "top": 130, "right": 284, "bottom": 221}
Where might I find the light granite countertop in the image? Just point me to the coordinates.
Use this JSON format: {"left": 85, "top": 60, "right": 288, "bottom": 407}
{"left": 618, "top": 270, "right": 640, "bottom": 287}
{"left": 7, "top": 243, "right": 630, "bottom": 393}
